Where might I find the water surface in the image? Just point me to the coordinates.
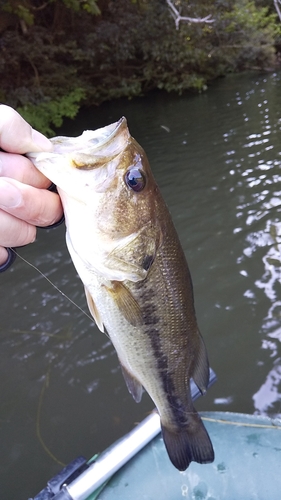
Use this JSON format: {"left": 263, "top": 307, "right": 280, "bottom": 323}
{"left": 1, "top": 71, "right": 281, "bottom": 498}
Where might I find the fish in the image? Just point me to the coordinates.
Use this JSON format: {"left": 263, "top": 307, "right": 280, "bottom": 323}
{"left": 27, "top": 117, "right": 214, "bottom": 471}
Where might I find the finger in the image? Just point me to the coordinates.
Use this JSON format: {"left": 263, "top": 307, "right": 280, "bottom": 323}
{"left": 0, "top": 209, "right": 36, "bottom": 248}
{"left": 0, "top": 105, "right": 53, "bottom": 154}
{"left": 0, "top": 178, "right": 63, "bottom": 227}
{"left": 0, "top": 246, "right": 8, "bottom": 266}
{"left": 0, "top": 151, "right": 51, "bottom": 189}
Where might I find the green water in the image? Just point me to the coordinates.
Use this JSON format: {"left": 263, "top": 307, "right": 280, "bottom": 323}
{"left": 1, "top": 71, "right": 281, "bottom": 498}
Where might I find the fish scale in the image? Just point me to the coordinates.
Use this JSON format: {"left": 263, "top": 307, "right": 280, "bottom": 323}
{"left": 27, "top": 117, "right": 214, "bottom": 471}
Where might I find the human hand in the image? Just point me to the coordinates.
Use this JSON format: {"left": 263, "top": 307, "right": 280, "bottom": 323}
{"left": 0, "top": 105, "right": 63, "bottom": 268}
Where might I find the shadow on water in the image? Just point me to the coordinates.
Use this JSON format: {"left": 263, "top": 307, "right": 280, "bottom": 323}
{"left": 1, "top": 71, "right": 281, "bottom": 497}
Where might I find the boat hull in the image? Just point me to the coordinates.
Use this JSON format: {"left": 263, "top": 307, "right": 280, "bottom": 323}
{"left": 93, "top": 411, "right": 281, "bottom": 500}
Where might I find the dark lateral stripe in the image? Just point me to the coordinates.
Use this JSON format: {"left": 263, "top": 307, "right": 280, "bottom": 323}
{"left": 137, "top": 278, "right": 188, "bottom": 427}
{"left": 143, "top": 320, "right": 186, "bottom": 427}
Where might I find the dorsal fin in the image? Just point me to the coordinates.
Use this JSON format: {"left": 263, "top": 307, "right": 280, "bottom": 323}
{"left": 192, "top": 331, "right": 210, "bottom": 394}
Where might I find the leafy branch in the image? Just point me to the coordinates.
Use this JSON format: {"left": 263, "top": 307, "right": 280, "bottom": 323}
{"left": 0, "top": 0, "right": 279, "bottom": 133}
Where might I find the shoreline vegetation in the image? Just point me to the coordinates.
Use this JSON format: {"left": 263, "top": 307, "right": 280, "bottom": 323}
{"left": 1, "top": 0, "right": 281, "bottom": 134}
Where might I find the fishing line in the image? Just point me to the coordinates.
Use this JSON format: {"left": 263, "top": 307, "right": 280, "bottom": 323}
{"left": 11, "top": 248, "right": 94, "bottom": 323}
{"left": 202, "top": 416, "right": 281, "bottom": 430}
{"left": 36, "top": 366, "right": 66, "bottom": 467}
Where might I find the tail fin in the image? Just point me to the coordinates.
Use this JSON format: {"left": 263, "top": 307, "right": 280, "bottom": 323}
{"left": 161, "top": 413, "right": 214, "bottom": 471}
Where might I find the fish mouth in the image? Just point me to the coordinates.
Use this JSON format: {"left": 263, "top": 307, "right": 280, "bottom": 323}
{"left": 26, "top": 117, "right": 131, "bottom": 191}
{"left": 51, "top": 116, "right": 129, "bottom": 161}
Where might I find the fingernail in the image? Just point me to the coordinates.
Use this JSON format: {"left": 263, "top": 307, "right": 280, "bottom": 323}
{"left": 31, "top": 130, "right": 53, "bottom": 152}
{"left": 0, "top": 179, "right": 22, "bottom": 208}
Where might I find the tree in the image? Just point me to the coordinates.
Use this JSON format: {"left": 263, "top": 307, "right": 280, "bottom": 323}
{"left": 0, "top": 0, "right": 279, "bottom": 133}
{"left": 166, "top": 0, "right": 214, "bottom": 29}
{"left": 274, "top": 0, "right": 281, "bottom": 20}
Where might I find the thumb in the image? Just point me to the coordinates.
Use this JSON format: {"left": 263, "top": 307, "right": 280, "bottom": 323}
{"left": 0, "top": 105, "right": 53, "bottom": 154}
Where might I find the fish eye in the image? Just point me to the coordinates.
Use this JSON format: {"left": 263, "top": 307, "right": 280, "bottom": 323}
{"left": 125, "top": 168, "right": 146, "bottom": 192}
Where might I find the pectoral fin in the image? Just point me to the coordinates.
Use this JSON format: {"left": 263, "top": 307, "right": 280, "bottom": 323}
{"left": 84, "top": 286, "right": 105, "bottom": 333}
{"left": 120, "top": 364, "right": 143, "bottom": 403}
{"left": 104, "top": 281, "right": 143, "bottom": 327}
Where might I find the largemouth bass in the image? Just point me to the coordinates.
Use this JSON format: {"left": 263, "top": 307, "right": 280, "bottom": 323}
{"left": 27, "top": 118, "right": 214, "bottom": 471}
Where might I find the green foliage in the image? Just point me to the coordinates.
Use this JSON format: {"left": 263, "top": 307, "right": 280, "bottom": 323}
{"left": 0, "top": 0, "right": 280, "bottom": 134}
{"left": 2, "top": 0, "right": 100, "bottom": 20}
{"left": 62, "top": 0, "right": 100, "bottom": 14}
{"left": 18, "top": 88, "right": 86, "bottom": 135}
{"left": 214, "top": 0, "right": 281, "bottom": 71}
{"left": 2, "top": 1, "right": 35, "bottom": 25}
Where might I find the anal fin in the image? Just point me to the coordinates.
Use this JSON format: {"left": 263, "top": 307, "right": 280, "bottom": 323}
{"left": 120, "top": 364, "right": 143, "bottom": 403}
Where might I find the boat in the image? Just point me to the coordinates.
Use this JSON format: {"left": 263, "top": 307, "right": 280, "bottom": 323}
{"left": 31, "top": 370, "right": 281, "bottom": 500}
{"left": 92, "top": 411, "right": 281, "bottom": 500}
